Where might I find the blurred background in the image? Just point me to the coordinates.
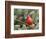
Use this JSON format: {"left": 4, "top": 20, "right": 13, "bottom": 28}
{"left": 14, "top": 9, "right": 39, "bottom": 30}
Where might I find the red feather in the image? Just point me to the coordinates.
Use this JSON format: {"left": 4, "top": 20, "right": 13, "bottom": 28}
{"left": 26, "top": 15, "right": 33, "bottom": 25}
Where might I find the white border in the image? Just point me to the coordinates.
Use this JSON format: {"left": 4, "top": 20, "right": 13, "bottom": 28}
{"left": 11, "top": 5, "right": 42, "bottom": 34}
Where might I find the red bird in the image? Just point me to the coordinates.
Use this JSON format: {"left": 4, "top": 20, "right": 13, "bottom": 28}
{"left": 26, "top": 15, "right": 33, "bottom": 25}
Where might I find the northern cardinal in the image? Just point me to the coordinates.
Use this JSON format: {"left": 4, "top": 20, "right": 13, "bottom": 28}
{"left": 26, "top": 15, "right": 33, "bottom": 25}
